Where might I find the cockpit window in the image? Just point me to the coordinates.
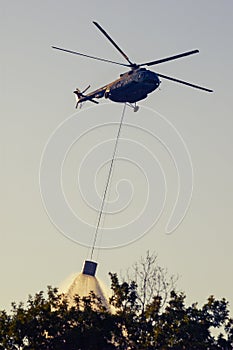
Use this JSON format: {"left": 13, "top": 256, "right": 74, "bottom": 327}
{"left": 137, "top": 72, "right": 144, "bottom": 80}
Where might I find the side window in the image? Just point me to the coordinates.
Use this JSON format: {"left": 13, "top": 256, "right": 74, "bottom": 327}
{"left": 137, "top": 72, "right": 144, "bottom": 81}
{"left": 116, "top": 81, "right": 123, "bottom": 88}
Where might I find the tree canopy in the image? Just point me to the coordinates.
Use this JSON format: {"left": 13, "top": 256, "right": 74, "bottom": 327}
{"left": 0, "top": 254, "right": 232, "bottom": 349}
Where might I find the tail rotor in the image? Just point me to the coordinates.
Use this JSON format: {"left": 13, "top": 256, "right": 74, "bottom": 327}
{"left": 74, "top": 85, "right": 99, "bottom": 108}
{"left": 74, "top": 85, "right": 91, "bottom": 108}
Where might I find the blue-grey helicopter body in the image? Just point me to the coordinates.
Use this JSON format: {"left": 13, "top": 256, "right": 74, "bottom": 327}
{"left": 52, "top": 21, "right": 212, "bottom": 111}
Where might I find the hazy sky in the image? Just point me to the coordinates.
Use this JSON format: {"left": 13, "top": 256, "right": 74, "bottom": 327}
{"left": 1, "top": 1, "right": 233, "bottom": 313}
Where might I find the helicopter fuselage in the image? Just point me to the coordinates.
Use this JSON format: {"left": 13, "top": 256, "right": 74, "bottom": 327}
{"left": 107, "top": 68, "right": 160, "bottom": 103}
{"left": 76, "top": 68, "right": 161, "bottom": 106}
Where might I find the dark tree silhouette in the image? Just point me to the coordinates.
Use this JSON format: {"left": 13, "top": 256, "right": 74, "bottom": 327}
{"left": 0, "top": 254, "right": 232, "bottom": 349}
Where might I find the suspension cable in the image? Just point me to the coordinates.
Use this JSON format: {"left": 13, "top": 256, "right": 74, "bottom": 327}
{"left": 90, "top": 104, "right": 126, "bottom": 260}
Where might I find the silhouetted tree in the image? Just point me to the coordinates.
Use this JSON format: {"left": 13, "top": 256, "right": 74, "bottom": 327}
{"left": 125, "top": 251, "right": 178, "bottom": 311}
{"left": 0, "top": 254, "right": 232, "bottom": 349}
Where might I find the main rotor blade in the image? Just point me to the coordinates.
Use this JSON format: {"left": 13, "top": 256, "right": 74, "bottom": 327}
{"left": 156, "top": 73, "right": 213, "bottom": 92}
{"left": 93, "top": 21, "right": 134, "bottom": 66}
{"left": 141, "top": 50, "right": 199, "bottom": 67}
{"left": 52, "top": 46, "right": 130, "bottom": 67}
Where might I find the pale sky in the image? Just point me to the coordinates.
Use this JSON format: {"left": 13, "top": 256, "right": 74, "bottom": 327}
{"left": 1, "top": 0, "right": 233, "bottom": 313}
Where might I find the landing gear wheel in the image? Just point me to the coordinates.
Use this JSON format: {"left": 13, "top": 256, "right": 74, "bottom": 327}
{"left": 134, "top": 106, "right": 139, "bottom": 112}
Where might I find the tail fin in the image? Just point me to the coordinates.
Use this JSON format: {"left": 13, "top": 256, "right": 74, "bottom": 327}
{"left": 73, "top": 85, "right": 90, "bottom": 108}
{"left": 73, "top": 85, "right": 99, "bottom": 108}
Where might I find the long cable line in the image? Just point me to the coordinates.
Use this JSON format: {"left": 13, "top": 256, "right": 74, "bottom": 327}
{"left": 90, "top": 103, "right": 126, "bottom": 260}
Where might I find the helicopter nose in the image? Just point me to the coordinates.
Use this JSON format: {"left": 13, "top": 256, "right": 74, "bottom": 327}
{"left": 155, "top": 76, "right": 161, "bottom": 86}
{"left": 144, "top": 71, "right": 160, "bottom": 85}
{"left": 146, "top": 75, "right": 160, "bottom": 86}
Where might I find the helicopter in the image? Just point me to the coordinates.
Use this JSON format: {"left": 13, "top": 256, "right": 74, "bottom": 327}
{"left": 52, "top": 21, "right": 213, "bottom": 112}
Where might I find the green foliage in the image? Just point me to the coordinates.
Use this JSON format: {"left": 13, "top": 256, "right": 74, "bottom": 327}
{"left": 109, "top": 280, "right": 233, "bottom": 349}
{"left": 0, "top": 256, "right": 232, "bottom": 349}
{"left": 0, "top": 287, "right": 115, "bottom": 349}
